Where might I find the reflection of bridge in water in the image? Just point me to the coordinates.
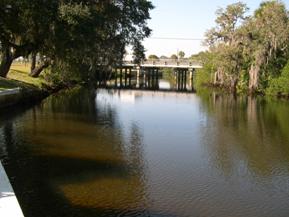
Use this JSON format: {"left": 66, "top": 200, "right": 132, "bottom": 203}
{"left": 96, "top": 59, "right": 203, "bottom": 92}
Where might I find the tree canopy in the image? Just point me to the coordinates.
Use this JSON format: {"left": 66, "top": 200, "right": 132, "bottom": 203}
{"left": 170, "top": 54, "right": 178, "bottom": 60}
{"left": 0, "top": 0, "right": 154, "bottom": 81}
{"left": 148, "top": 54, "right": 159, "bottom": 60}
{"left": 203, "top": 0, "right": 289, "bottom": 94}
{"left": 178, "top": 51, "right": 185, "bottom": 59}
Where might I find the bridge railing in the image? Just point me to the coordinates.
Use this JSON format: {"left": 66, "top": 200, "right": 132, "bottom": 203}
{"left": 123, "top": 59, "right": 202, "bottom": 68}
{"left": 143, "top": 59, "right": 201, "bottom": 66}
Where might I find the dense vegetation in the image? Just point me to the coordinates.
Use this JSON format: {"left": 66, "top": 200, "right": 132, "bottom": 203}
{"left": 0, "top": 0, "right": 153, "bottom": 84}
{"left": 1, "top": 1, "right": 288, "bottom": 98}
{"left": 197, "top": 0, "right": 289, "bottom": 97}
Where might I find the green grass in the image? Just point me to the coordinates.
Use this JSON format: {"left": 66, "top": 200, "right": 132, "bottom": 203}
{"left": 8, "top": 63, "right": 47, "bottom": 88}
{"left": 0, "top": 63, "right": 48, "bottom": 91}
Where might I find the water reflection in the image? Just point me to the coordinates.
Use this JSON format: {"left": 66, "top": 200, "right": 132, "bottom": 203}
{"left": 200, "top": 93, "right": 289, "bottom": 177}
{"left": 0, "top": 88, "right": 289, "bottom": 217}
{"left": 0, "top": 88, "right": 152, "bottom": 217}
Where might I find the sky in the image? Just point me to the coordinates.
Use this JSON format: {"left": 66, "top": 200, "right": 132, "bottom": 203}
{"left": 138, "top": 0, "right": 289, "bottom": 58}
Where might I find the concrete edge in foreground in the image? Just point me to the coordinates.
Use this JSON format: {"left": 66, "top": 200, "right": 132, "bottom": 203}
{"left": 0, "top": 161, "right": 24, "bottom": 217}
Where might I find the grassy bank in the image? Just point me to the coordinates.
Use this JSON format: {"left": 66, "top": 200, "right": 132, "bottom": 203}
{"left": 0, "top": 62, "right": 50, "bottom": 90}
{"left": 0, "top": 63, "right": 47, "bottom": 90}
{"left": 8, "top": 63, "right": 47, "bottom": 88}
{"left": 0, "top": 63, "right": 49, "bottom": 109}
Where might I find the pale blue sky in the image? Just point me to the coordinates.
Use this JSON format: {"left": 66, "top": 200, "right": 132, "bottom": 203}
{"left": 141, "top": 0, "right": 289, "bottom": 57}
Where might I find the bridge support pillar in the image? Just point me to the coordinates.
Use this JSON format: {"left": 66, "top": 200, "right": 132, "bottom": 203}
{"left": 124, "top": 68, "right": 128, "bottom": 87}
{"left": 189, "top": 68, "right": 195, "bottom": 91}
{"left": 114, "top": 68, "right": 118, "bottom": 87}
{"left": 143, "top": 69, "right": 146, "bottom": 88}
{"left": 184, "top": 69, "right": 187, "bottom": 90}
{"left": 177, "top": 69, "right": 181, "bottom": 90}
{"left": 136, "top": 66, "right": 140, "bottom": 88}
{"left": 156, "top": 68, "right": 159, "bottom": 89}
{"left": 151, "top": 69, "right": 154, "bottom": 88}
{"left": 129, "top": 68, "right": 132, "bottom": 87}
{"left": 147, "top": 69, "right": 151, "bottom": 88}
{"left": 181, "top": 69, "right": 186, "bottom": 90}
{"left": 175, "top": 69, "right": 188, "bottom": 91}
{"left": 120, "top": 68, "right": 123, "bottom": 87}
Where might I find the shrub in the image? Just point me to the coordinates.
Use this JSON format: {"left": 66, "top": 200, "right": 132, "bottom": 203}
{"left": 194, "top": 68, "right": 212, "bottom": 90}
{"left": 266, "top": 60, "right": 289, "bottom": 96}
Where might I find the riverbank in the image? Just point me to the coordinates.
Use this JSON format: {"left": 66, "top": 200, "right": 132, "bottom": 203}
{"left": 0, "top": 63, "right": 54, "bottom": 109}
{"left": 0, "top": 77, "right": 49, "bottom": 109}
{"left": 203, "top": 84, "right": 289, "bottom": 99}
{"left": 0, "top": 62, "right": 87, "bottom": 109}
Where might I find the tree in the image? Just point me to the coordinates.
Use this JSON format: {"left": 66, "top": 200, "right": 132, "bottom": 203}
{"left": 37, "top": 0, "right": 154, "bottom": 80}
{"left": 178, "top": 51, "right": 185, "bottom": 59}
{"left": 0, "top": 0, "right": 154, "bottom": 81}
{"left": 160, "top": 55, "right": 168, "bottom": 59}
{"left": 132, "top": 41, "right": 146, "bottom": 64}
{"left": 193, "top": 51, "right": 215, "bottom": 89}
{"left": 205, "top": 2, "right": 248, "bottom": 46}
{"left": 267, "top": 59, "right": 289, "bottom": 96}
{"left": 202, "top": 1, "right": 289, "bottom": 95}
{"left": 170, "top": 54, "right": 178, "bottom": 60}
{"left": 148, "top": 54, "right": 159, "bottom": 60}
{"left": 245, "top": 1, "right": 289, "bottom": 93}
{"left": 205, "top": 2, "right": 249, "bottom": 92}
{"left": 0, "top": 0, "right": 58, "bottom": 77}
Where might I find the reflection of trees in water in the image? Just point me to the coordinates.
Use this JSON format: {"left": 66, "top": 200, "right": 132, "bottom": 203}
{"left": 127, "top": 123, "right": 150, "bottom": 208}
{"left": 199, "top": 92, "right": 289, "bottom": 177}
{"left": 0, "top": 122, "right": 14, "bottom": 159}
{"left": 41, "top": 88, "right": 98, "bottom": 122}
{"left": 0, "top": 88, "right": 170, "bottom": 217}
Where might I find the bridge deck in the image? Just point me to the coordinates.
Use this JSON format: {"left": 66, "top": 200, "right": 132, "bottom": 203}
{"left": 123, "top": 59, "right": 202, "bottom": 69}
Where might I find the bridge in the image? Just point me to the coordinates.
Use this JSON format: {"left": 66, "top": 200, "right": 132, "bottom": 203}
{"left": 96, "top": 59, "right": 203, "bottom": 91}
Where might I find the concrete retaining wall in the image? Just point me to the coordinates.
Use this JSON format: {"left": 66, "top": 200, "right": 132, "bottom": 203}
{"left": 0, "top": 87, "right": 47, "bottom": 109}
{"left": 0, "top": 88, "right": 22, "bottom": 108}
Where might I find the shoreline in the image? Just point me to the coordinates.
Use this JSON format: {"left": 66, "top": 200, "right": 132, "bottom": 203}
{"left": 0, "top": 86, "right": 48, "bottom": 109}
{"left": 198, "top": 83, "right": 289, "bottom": 100}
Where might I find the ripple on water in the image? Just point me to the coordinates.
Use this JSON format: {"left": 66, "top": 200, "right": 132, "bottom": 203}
{"left": 1, "top": 89, "right": 289, "bottom": 217}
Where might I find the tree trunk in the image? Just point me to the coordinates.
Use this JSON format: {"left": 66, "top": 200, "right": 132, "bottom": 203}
{"left": 29, "top": 61, "right": 50, "bottom": 77}
{"left": 230, "top": 76, "right": 238, "bottom": 93}
{"left": 249, "top": 53, "right": 264, "bottom": 94}
{"left": 0, "top": 48, "right": 13, "bottom": 78}
{"left": 214, "top": 71, "right": 218, "bottom": 85}
{"left": 214, "top": 68, "right": 225, "bottom": 86}
{"left": 248, "top": 64, "right": 260, "bottom": 94}
{"left": 30, "top": 52, "right": 37, "bottom": 72}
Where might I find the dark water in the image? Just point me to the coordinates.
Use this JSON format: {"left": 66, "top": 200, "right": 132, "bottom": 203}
{"left": 0, "top": 86, "right": 289, "bottom": 217}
